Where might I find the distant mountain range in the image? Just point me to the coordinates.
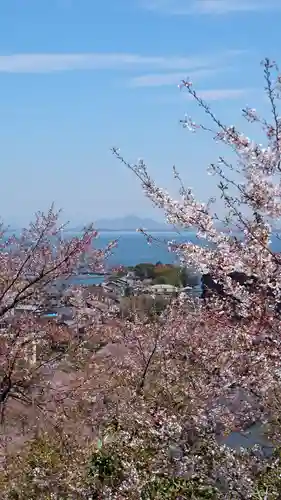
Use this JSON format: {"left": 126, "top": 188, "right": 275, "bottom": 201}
{"left": 94, "top": 216, "right": 173, "bottom": 231}
{"left": 9, "top": 216, "right": 281, "bottom": 234}
{"left": 7, "top": 216, "right": 174, "bottom": 233}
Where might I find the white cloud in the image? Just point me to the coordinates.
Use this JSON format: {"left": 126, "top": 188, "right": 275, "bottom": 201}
{"left": 0, "top": 50, "right": 243, "bottom": 73}
{"left": 129, "top": 67, "right": 219, "bottom": 87}
{"left": 184, "top": 88, "right": 249, "bottom": 100}
{"left": 142, "top": 0, "right": 280, "bottom": 15}
{"left": 0, "top": 53, "right": 170, "bottom": 73}
{"left": 0, "top": 52, "right": 248, "bottom": 102}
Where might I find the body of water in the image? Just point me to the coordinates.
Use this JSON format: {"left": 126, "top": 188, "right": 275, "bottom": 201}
{"left": 72, "top": 231, "right": 185, "bottom": 285}
{"left": 84, "top": 231, "right": 281, "bottom": 266}
{"left": 5, "top": 229, "right": 281, "bottom": 285}
{"left": 94, "top": 231, "right": 189, "bottom": 267}
{"left": 69, "top": 230, "right": 281, "bottom": 286}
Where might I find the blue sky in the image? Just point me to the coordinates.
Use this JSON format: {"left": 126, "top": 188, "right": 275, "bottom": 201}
{"left": 0, "top": 0, "right": 280, "bottom": 226}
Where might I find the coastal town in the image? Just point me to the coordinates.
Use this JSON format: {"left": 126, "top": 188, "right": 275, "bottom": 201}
{"left": 0, "top": 261, "right": 202, "bottom": 368}
{"left": 0, "top": 262, "right": 201, "bottom": 332}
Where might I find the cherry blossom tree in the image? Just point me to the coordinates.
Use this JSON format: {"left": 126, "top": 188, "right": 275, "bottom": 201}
{"left": 107, "top": 59, "right": 281, "bottom": 498}
{"left": 113, "top": 59, "right": 281, "bottom": 323}
{"left": 0, "top": 205, "right": 118, "bottom": 466}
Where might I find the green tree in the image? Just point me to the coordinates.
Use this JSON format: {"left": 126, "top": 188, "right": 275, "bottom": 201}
{"left": 134, "top": 263, "right": 155, "bottom": 279}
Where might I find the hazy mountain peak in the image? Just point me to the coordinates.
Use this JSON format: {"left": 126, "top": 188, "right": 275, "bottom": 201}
{"left": 95, "top": 215, "right": 171, "bottom": 231}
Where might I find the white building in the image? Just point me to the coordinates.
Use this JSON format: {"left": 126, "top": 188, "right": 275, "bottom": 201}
{"left": 146, "top": 284, "right": 179, "bottom": 295}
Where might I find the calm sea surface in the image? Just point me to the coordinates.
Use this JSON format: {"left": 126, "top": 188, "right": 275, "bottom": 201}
{"left": 95, "top": 231, "right": 191, "bottom": 266}
{"left": 81, "top": 230, "right": 281, "bottom": 266}
{"left": 65, "top": 230, "right": 281, "bottom": 285}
